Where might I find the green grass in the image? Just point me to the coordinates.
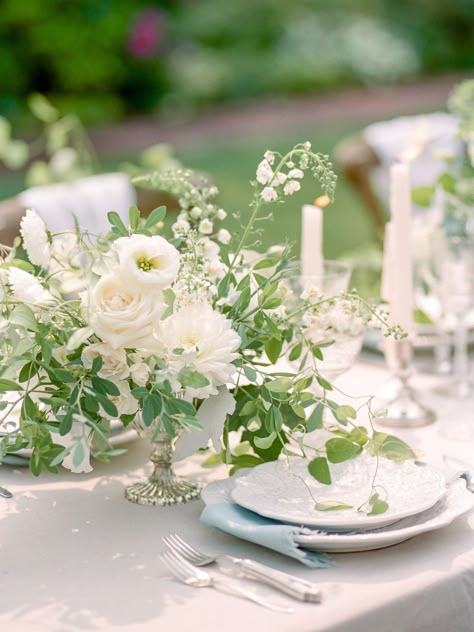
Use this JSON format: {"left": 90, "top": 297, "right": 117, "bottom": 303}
{"left": 0, "top": 120, "right": 379, "bottom": 259}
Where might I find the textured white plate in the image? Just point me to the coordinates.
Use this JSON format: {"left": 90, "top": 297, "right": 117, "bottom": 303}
{"left": 203, "top": 474, "right": 474, "bottom": 552}
{"left": 230, "top": 455, "right": 447, "bottom": 531}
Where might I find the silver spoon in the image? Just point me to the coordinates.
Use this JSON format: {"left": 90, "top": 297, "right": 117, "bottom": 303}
{"left": 0, "top": 486, "right": 13, "bottom": 499}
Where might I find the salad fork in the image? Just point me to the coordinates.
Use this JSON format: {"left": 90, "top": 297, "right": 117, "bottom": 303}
{"left": 159, "top": 550, "right": 293, "bottom": 613}
{"left": 162, "top": 533, "right": 322, "bottom": 603}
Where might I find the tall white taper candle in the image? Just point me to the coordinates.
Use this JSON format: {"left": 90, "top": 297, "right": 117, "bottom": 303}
{"left": 301, "top": 203, "right": 323, "bottom": 282}
{"left": 389, "top": 162, "right": 413, "bottom": 333}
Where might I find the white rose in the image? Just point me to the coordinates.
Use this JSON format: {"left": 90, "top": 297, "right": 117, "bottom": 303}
{"left": 87, "top": 272, "right": 164, "bottom": 350}
{"left": 130, "top": 362, "right": 150, "bottom": 386}
{"left": 113, "top": 234, "right": 180, "bottom": 290}
{"left": 82, "top": 343, "right": 130, "bottom": 381}
{"left": 100, "top": 380, "right": 139, "bottom": 419}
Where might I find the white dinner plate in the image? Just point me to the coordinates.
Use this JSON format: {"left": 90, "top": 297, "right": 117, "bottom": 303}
{"left": 230, "top": 455, "right": 447, "bottom": 531}
{"left": 202, "top": 474, "right": 474, "bottom": 552}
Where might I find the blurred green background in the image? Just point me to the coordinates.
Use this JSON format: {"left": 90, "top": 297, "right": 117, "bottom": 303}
{"left": 0, "top": 0, "right": 473, "bottom": 262}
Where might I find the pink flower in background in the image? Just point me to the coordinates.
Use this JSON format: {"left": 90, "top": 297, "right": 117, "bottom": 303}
{"left": 128, "top": 9, "right": 166, "bottom": 59}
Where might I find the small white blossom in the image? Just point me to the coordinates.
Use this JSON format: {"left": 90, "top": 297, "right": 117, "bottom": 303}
{"left": 288, "top": 168, "right": 304, "bottom": 179}
{"left": 20, "top": 209, "right": 51, "bottom": 268}
{"left": 172, "top": 218, "right": 191, "bottom": 238}
{"left": 303, "top": 141, "right": 312, "bottom": 150}
{"left": 275, "top": 172, "right": 287, "bottom": 184}
{"left": 199, "top": 219, "right": 213, "bottom": 235}
{"left": 217, "top": 229, "right": 231, "bottom": 245}
{"left": 256, "top": 159, "right": 273, "bottom": 185}
{"left": 261, "top": 187, "right": 278, "bottom": 202}
{"left": 190, "top": 206, "right": 202, "bottom": 219}
{"left": 204, "top": 258, "right": 225, "bottom": 279}
{"left": 283, "top": 180, "right": 301, "bottom": 196}
{"left": 8, "top": 268, "right": 55, "bottom": 306}
{"left": 264, "top": 150, "right": 275, "bottom": 165}
{"left": 216, "top": 208, "right": 227, "bottom": 220}
{"left": 286, "top": 161, "right": 295, "bottom": 168}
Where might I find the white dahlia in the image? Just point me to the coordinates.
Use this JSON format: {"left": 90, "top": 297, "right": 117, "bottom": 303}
{"left": 20, "top": 209, "right": 51, "bottom": 268}
{"left": 113, "top": 234, "right": 180, "bottom": 290}
{"left": 159, "top": 302, "right": 241, "bottom": 398}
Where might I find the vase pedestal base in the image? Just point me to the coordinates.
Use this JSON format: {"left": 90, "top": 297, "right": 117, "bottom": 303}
{"left": 124, "top": 477, "right": 201, "bottom": 506}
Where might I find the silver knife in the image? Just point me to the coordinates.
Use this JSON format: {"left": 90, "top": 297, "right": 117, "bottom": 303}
{"left": 209, "top": 555, "right": 322, "bottom": 603}
{"left": 443, "top": 455, "right": 474, "bottom": 492}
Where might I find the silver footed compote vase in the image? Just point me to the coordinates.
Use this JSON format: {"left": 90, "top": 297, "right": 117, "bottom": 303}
{"left": 125, "top": 412, "right": 201, "bottom": 506}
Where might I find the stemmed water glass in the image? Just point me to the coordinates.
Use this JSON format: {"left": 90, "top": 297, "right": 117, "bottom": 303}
{"left": 438, "top": 235, "right": 474, "bottom": 398}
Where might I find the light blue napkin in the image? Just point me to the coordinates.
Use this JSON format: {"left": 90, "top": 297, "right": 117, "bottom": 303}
{"left": 200, "top": 472, "right": 335, "bottom": 568}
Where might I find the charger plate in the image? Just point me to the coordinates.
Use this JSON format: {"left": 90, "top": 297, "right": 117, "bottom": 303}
{"left": 230, "top": 455, "right": 447, "bottom": 531}
{"left": 203, "top": 474, "right": 473, "bottom": 553}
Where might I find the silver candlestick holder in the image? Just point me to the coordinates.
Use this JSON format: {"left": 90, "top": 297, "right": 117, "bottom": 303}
{"left": 374, "top": 338, "right": 436, "bottom": 428}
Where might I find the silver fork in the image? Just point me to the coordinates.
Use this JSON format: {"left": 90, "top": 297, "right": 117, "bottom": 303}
{"left": 162, "top": 533, "right": 321, "bottom": 603}
{"left": 159, "top": 550, "right": 293, "bottom": 613}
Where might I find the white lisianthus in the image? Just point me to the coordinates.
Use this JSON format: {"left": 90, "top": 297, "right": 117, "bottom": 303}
{"left": 20, "top": 209, "right": 51, "bottom": 268}
{"left": 173, "top": 387, "right": 236, "bottom": 462}
{"left": 56, "top": 419, "right": 93, "bottom": 474}
{"left": 261, "top": 187, "right": 278, "bottom": 202}
{"left": 199, "top": 219, "right": 213, "bottom": 235}
{"left": 190, "top": 206, "right": 202, "bottom": 219}
{"left": 100, "top": 380, "right": 139, "bottom": 419}
{"left": 288, "top": 168, "right": 304, "bottom": 179}
{"left": 81, "top": 343, "right": 130, "bottom": 382}
{"left": 217, "top": 229, "right": 231, "bottom": 245}
{"left": 283, "top": 180, "right": 301, "bottom": 195}
{"left": 204, "top": 258, "right": 225, "bottom": 280}
{"left": 159, "top": 303, "right": 241, "bottom": 398}
{"left": 113, "top": 234, "right": 180, "bottom": 290}
{"left": 202, "top": 238, "right": 219, "bottom": 258}
{"left": 130, "top": 362, "right": 150, "bottom": 386}
{"left": 86, "top": 272, "right": 165, "bottom": 350}
{"left": 216, "top": 208, "right": 227, "bottom": 220}
{"left": 8, "top": 268, "right": 55, "bottom": 306}
{"left": 263, "top": 150, "right": 275, "bottom": 165}
{"left": 256, "top": 159, "right": 273, "bottom": 185}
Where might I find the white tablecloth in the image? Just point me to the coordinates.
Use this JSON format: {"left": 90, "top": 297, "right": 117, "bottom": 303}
{"left": 2, "top": 358, "right": 474, "bottom": 632}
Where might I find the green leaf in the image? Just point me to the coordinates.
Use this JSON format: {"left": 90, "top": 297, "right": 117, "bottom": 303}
{"left": 178, "top": 368, "right": 210, "bottom": 389}
{"left": 413, "top": 308, "right": 434, "bottom": 325}
{"left": 254, "top": 432, "right": 277, "bottom": 449}
{"left": 107, "top": 211, "right": 128, "bottom": 235}
{"left": 291, "top": 404, "right": 305, "bottom": 418}
{"left": 142, "top": 396, "right": 155, "bottom": 426}
{"left": 438, "top": 172, "right": 456, "bottom": 194}
{"left": 253, "top": 257, "right": 279, "bottom": 270}
{"left": 314, "top": 500, "right": 353, "bottom": 511}
{"left": 265, "top": 337, "right": 282, "bottom": 364}
{"left": 306, "top": 403, "right": 324, "bottom": 432}
{"left": 368, "top": 432, "right": 416, "bottom": 462}
{"left": 335, "top": 405, "right": 357, "bottom": 422}
{"left": 263, "top": 314, "right": 281, "bottom": 340}
{"left": 316, "top": 376, "right": 333, "bottom": 391}
{"left": 144, "top": 206, "right": 166, "bottom": 228}
{"left": 368, "top": 493, "right": 389, "bottom": 516}
{"left": 261, "top": 297, "right": 282, "bottom": 310}
{"left": 10, "top": 304, "right": 38, "bottom": 332}
{"left": 97, "top": 395, "right": 118, "bottom": 418}
{"left": 239, "top": 400, "right": 258, "bottom": 416}
{"left": 289, "top": 342, "right": 303, "bottom": 362}
{"left": 129, "top": 205, "right": 140, "bottom": 230}
{"left": 411, "top": 186, "right": 435, "bottom": 207}
{"left": 0, "top": 379, "right": 22, "bottom": 392}
{"left": 311, "top": 346, "right": 323, "bottom": 361}
{"left": 92, "top": 376, "right": 120, "bottom": 397}
{"left": 40, "top": 339, "right": 52, "bottom": 365}
{"left": 265, "top": 377, "right": 292, "bottom": 393}
{"left": 308, "top": 456, "right": 332, "bottom": 485}
{"left": 326, "top": 438, "right": 360, "bottom": 463}
{"left": 230, "top": 454, "right": 264, "bottom": 469}
{"left": 243, "top": 365, "right": 257, "bottom": 382}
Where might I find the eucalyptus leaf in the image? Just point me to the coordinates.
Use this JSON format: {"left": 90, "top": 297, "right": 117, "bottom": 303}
{"left": 368, "top": 493, "right": 389, "bottom": 516}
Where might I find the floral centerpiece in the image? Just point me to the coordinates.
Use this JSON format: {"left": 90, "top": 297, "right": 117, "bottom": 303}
{"left": 0, "top": 142, "right": 409, "bottom": 508}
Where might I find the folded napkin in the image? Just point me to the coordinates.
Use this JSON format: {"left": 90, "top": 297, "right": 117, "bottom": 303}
{"left": 200, "top": 471, "right": 334, "bottom": 569}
